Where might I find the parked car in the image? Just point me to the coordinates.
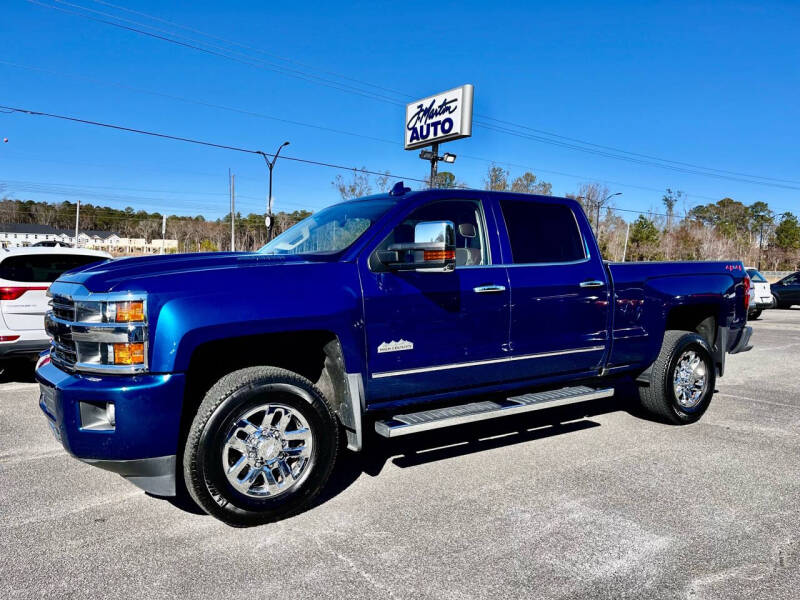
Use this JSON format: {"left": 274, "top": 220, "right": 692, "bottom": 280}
{"left": 32, "top": 241, "right": 73, "bottom": 248}
{"left": 771, "top": 271, "right": 800, "bottom": 309}
{"left": 36, "top": 186, "right": 752, "bottom": 526}
{"left": 0, "top": 247, "right": 111, "bottom": 362}
{"left": 745, "top": 267, "right": 774, "bottom": 319}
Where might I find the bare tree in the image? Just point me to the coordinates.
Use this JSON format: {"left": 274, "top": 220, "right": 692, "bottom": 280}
{"left": 332, "top": 169, "right": 373, "bottom": 200}
{"left": 484, "top": 164, "right": 509, "bottom": 191}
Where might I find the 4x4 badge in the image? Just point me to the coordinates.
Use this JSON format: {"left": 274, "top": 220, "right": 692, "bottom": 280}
{"left": 377, "top": 339, "right": 414, "bottom": 353}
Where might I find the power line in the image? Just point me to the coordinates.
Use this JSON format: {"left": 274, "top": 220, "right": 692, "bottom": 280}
{"left": 87, "top": 0, "right": 412, "bottom": 100}
{"left": 0, "top": 60, "right": 399, "bottom": 148}
{"left": 0, "top": 103, "right": 429, "bottom": 184}
{"left": 26, "top": 0, "right": 800, "bottom": 189}
{"left": 28, "top": 0, "right": 406, "bottom": 107}
{"left": 4, "top": 100, "right": 798, "bottom": 216}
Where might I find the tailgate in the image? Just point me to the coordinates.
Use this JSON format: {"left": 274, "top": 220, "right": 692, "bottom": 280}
{"left": 1, "top": 286, "right": 50, "bottom": 330}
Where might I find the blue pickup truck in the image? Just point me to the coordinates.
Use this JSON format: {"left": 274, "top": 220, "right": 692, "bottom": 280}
{"left": 36, "top": 185, "right": 753, "bottom": 526}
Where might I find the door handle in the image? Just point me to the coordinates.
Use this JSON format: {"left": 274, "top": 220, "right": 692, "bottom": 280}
{"left": 473, "top": 285, "right": 507, "bottom": 293}
{"left": 579, "top": 280, "right": 605, "bottom": 288}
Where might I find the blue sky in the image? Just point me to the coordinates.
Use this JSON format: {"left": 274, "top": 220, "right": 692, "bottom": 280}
{"left": 1, "top": 0, "right": 798, "bottom": 221}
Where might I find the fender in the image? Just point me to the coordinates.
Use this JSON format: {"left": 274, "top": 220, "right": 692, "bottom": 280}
{"left": 146, "top": 262, "right": 366, "bottom": 375}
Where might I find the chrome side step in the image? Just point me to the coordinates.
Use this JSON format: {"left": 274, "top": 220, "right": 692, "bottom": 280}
{"left": 374, "top": 385, "right": 614, "bottom": 438}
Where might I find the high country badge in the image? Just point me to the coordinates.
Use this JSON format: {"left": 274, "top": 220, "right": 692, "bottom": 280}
{"left": 377, "top": 339, "right": 414, "bottom": 353}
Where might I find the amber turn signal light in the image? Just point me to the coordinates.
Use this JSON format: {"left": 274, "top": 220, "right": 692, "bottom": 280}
{"left": 113, "top": 342, "right": 145, "bottom": 365}
{"left": 114, "top": 301, "right": 145, "bottom": 323}
{"left": 423, "top": 250, "right": 455, "bottom": 261}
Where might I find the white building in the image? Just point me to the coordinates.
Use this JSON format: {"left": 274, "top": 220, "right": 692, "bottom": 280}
{"left": 0, "top": 224, "right": 178, "bottom": 254}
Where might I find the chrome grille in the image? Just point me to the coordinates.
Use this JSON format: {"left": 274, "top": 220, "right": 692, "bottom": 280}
{"left": 47, "top": 295, "right": 77, "bottom": 372}
{"left": 51, "top": 296, "right": 75, "bottom": 321}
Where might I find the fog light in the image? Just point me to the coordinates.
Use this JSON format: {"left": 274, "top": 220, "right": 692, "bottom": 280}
{"left": 106, "top": 403, "right": 115, "bottom": 427}
{"left": 112, "top": 342, "right": 145, "bottom": 365}
{"left": 79, "top": 401, "right": 115, "bottom": 431}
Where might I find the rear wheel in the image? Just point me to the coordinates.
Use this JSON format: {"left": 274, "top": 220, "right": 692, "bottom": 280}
{"left": 749, "top": 309, "right": 762, "bottom": 320}
{"left": 183, "top": 367, "right": 339, "bottom": 527}
{"left": 638, "top": 331, "right": 716, "bottom": 424}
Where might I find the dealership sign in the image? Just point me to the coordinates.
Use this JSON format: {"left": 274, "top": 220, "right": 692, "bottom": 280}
{"left": 404, "top": 84, "right": 474, "bottom": 150}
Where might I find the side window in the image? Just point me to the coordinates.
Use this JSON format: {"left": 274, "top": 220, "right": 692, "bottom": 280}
{"left": 371, "top": 199, "right": 488, "bottom": 270}
{"left": 499, "top": 200, "right": 585, "bottom": 264}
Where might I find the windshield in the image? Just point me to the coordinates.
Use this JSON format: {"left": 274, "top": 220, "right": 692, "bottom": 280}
{"left": 746, "top": 269, "right": 767, "bottom": 282}
{"left": 259, "top": 198, "right": 396, "bottom": 256}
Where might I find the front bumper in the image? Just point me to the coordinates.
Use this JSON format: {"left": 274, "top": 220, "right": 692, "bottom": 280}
{"left": 35, "top": 360, "right": 185, "bottom": 496}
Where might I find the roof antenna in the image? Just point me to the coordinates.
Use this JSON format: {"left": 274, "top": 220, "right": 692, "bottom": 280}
{"left": 390, "top": 181, "right": 411, "bottom": 196}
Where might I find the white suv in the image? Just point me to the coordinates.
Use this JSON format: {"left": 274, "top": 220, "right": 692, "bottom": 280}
{"left": 0, "top": 247, "right": 111, "bottom": 362}
{"left": 745, "top": 267, "right": 775, "bottom": 320}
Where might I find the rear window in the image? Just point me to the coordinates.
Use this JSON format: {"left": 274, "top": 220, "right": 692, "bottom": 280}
{"left": 499, "top": 200, "right": 586, "bottom": 264}
{"left": 0, "top": 254, "right": 104, "bottom": 283}
{"left": 746, "top": 269, "right": 767, "bottom": 282}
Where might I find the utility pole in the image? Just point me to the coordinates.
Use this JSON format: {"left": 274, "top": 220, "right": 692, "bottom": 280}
{"left": 74, "top": 198, "right": 80, "bottom": 248}
{"left": 622, "top": 221, "right": 631, "bottom": 262}
{"left": 229, "top": 169, "right": 236, "bottom": 252}
{"left": 160, "top": 215, "right": 166, "bottom": 255}
{"left": 259, "top": 141, "right": 290, "bottom": 242}
{"left": 758, "top": 221, "right": 764, "bottom": 271}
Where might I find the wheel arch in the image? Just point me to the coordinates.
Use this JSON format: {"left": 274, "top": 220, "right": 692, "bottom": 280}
{"left": 179, "top": 329, "right": 364, "bottom": 460}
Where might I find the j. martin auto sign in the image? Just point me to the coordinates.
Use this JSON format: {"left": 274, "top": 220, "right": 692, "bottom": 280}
{"left": 405, "top": 84, "right": 474, "bottom": 150}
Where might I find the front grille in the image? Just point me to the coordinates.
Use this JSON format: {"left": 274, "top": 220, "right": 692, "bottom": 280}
{"left": 51, "top": 296, "right": 75, "bottom": 321}
{"left": 48, "top": 294, "right": 77, "bottom": 371}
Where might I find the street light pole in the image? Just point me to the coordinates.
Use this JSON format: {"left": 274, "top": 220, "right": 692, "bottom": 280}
{"left": 596, "top": 192, "right": 622, "bottom": 245}
{"left": 260, "top": 141, "right": 290, "bottom": 242}
{"left": 622, "top": 221, "right": 630, "bottom": 262}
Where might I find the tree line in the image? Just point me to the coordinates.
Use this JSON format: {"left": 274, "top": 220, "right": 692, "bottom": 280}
{"left": 3, "top": 165, "right": 799, "bottom": 269}
{"left": 0, "top": 197, "right": 310, "bottom": 253}
{"left": 332, "top": 164, "right": 800, "bottom": 270}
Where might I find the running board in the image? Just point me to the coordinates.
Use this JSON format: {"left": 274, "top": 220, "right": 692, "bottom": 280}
{"left": 374, "top": 385, "right": 614, "bottom": 438}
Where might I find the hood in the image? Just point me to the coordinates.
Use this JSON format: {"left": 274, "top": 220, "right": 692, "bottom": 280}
{"left": 57, "top": 251, "right": 319, "bottom": 292}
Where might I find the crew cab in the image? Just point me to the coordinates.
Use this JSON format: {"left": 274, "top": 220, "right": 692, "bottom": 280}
{"left": 36, "top": 185, "right": 752, "bottom": 526}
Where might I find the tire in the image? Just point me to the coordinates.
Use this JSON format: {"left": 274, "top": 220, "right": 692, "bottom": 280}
{"left": 749, "top": 309, "right": 762, "bottom": 320}
{"left": 183, "top": 366, "right": 339, "bottom": 527}
{"left": 638, "top": 331, "right": 716, "bottom": 425}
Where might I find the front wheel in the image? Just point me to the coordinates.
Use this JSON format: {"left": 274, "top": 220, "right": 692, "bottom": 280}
{"left": 638, "top": 331, "right": 716, "bottom": 424}
{"left": 749, "top": 309, "right": 763, "bottom": 320}
{"left": 183, "top": 367, "right": 339, "bottom": 527}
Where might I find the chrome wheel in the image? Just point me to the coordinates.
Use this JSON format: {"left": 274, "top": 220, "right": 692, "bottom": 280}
{"left": 221, "top": 403, "right": 314, "bottom": 498}
{"left": 672, "top": 349, "right": 708, "bottom": 409}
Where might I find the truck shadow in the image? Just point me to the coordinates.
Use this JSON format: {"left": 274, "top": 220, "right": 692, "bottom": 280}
{"left": 317, "top": 387, "right": 641, "bottom": 508}
{"left": 161, "top": 385, "right": 644, "bottom": 521}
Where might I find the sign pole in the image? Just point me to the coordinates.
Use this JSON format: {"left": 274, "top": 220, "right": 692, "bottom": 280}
{"left": 429, "top": 142, "right": 439, "bottom": 188}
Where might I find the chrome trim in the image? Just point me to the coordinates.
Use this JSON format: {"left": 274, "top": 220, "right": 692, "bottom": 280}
{"left": 47, "top": 314, "right": 148, "bottom": 343}
{"left": 473, "top": 284, "right": 506, "bottom": 293}
{"left": 375, "top": 386, "right": 614, "bottom": 437}
{"left": 454, "top": 257, "right": 592, "bottom": 268}
{"left": 579, "top": 280, "right": 605, "bottom": 288}
{"left": 45, "top": 282, "right": 149, "bottom": 374}
{"left": 371, "top": 345, "right": 605, "bottom": 379}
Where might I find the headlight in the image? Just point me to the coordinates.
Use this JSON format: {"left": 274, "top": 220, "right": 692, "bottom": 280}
{"left": 74, "top": 300, "right": 146, "bottom": 324}
{"left": 47, "top": 292, "right": 149, "bottom": 374}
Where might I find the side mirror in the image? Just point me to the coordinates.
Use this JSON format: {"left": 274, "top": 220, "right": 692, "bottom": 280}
{"left": 379, "top": 220, "right": 456, "bottom": 272}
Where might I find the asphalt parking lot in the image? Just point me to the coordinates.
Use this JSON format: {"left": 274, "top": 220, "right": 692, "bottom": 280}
{"left": 1, "top": 311, "right": 798, "bottom": 600}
